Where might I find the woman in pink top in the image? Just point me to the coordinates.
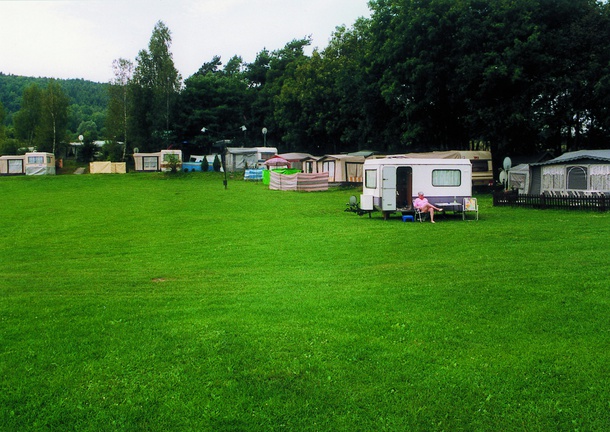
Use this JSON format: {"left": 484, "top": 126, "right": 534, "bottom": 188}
{"left": 413, "top": 191, "right": 443, "bottom": 223}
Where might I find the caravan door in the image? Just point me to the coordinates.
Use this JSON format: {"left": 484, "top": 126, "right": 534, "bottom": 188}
{"left": 382, "top": 166, "right": 396, "bottom": 211}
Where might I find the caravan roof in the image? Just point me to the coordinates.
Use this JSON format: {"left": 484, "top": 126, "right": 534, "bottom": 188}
{"left": 532, "top": 149, "right": 610, "bottom": 165}
{"left": 365, "top": 157, "right": 472, "bottom": 167}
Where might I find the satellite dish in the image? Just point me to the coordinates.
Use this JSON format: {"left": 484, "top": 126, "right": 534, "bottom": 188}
{"left": 133, "top": 147, "right": 140, "bottom": 154}
{"left": 503, "top": 157, "right": 512, "bottom": 171}
{"left": 499, "top": 170, "right": 508, "bottom": 184}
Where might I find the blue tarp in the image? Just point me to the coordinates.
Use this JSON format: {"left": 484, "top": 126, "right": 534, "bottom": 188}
{"left": 244, "top": 169, "right": 264, "bottom": 181}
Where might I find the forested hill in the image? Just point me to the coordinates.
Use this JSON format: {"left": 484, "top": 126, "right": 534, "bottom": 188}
{"left": 0, "top": 72, "right": 108, "bottom": 121}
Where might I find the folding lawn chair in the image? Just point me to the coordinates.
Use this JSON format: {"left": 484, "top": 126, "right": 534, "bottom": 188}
{"left": 463, "top": 197, "right": 479, "bottom": 220}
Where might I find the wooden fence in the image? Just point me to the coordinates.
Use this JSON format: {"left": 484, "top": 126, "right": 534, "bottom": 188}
{"left": 493, "top": 190, "right": 608, "bottom": 211}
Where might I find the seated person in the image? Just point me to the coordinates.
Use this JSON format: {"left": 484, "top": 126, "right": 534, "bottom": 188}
{"left": 413, "top": 191, "right": 442, "bottom": 223}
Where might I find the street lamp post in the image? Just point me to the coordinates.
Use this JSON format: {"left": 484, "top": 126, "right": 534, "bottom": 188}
{"left": 262, "top": 127, "right": 267, "bottom": 146}
{"left": 202, "top": 126, "right": 231, "bottom": 190}
{"left": 240, "top": 125, "right": 247, "bottom": 144}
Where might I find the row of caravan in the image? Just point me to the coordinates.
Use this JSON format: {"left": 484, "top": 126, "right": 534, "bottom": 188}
{"left": 301, "top": 150, "right": 492, "bottom": 188}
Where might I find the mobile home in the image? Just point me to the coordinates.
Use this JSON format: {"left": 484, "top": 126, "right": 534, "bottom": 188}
{"left": 457, "top": 150, "right": 493, "bottom": 188}
{"left": 397, "top": 150, "right": 493, "bottom": 188}
{"left": 360, "top": 157, "right": 472, "bottom": 216}
{"left": 1, "top": 152, "right": 55, "bottom": 176}
{"left": 224, "top": 147, "right": 277, "bottom": 171}
{"left": 133, "top": 149, "right": 182, "bottom": 172}
{"left": 26, "top": 152, "right": 56, "bottom": 175}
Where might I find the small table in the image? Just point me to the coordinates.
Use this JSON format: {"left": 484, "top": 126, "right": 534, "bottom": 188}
{"left": 436, "top": 201, "right": 463, "bottom": 216}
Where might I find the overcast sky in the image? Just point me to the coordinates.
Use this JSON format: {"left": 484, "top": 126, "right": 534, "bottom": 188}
{"left": 0, "top": 0, "right": 371, "bottom": 83}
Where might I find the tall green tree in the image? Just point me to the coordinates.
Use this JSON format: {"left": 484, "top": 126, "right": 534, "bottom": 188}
{"left": 107, "top": 58, "right": 133, "bottom": 160}
{"left": 263, "top": 37, "right": 312, "bottom": 151}
{"left": 175, "top": 55, "right": 250, "bottom": 154}
{"left": 40, "top": 79, "right": 69, "bottom": 154}
{"left": 244, "top": 49, "right": 273, "bottom": 145}
{"left": 13, "top": 83, "right": 43, "bottom": 149}
{"left": 369, "top": 0, "right": 471, "bottom": 150}
{"left": 132, "top": 21, "right": 182, "bottom": 151}
{"left": 320, "top": 20, "right": 389, "bottom": 152}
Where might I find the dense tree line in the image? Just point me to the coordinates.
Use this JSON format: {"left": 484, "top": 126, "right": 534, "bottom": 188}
{"left": 0, "top": 73, "right": 108, "bottom": 157}
{"left": 167, "top": 0, "right": 610, "bottom": 160}
{"left": 3, "top": 0, "right": 610, "bottom": 164}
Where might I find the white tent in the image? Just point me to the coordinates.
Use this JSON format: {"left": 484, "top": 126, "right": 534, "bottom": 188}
{"left": 0, "top": 155, "right": 26, "bottom": 175}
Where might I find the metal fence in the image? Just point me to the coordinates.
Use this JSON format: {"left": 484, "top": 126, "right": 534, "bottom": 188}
{"left": 493, "top": 190, "right": 608, "bottom": 211}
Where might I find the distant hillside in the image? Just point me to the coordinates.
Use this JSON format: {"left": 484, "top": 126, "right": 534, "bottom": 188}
{"left": 0, "top": 73, "right": 109, "bottom": 124}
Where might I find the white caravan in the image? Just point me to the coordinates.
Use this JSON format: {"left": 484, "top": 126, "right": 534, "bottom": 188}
{"left": 360, "top": 157, "right": 472, "bottom": 216}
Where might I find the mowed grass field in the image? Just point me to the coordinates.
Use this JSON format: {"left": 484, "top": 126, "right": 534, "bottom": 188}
{"left": 1, "top": 172, "right": 609, "bottom": 431}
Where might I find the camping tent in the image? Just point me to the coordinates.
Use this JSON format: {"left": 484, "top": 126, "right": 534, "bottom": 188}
{"left": 530, "top": 149, "right": 610, "bottom": 194}
{"left": 225, "top": 147, "right": 278, "bottom": 171}
{"left": 0, "top": 155, "right": 26, "bottom": 175}
{"left": 316, "top": 154, "right": 366, "bottom": 183}
{"left": 301, "top": 155, "right": 322, "bottom": 174}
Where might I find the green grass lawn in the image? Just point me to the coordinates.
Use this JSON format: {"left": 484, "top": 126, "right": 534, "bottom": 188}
{"left": 1, "top": 172, "right": 609, "bottom": 431}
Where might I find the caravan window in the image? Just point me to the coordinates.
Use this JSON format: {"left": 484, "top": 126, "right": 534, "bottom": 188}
{"left": 432, "top": 169, "right": 461, "bottom": 187}
{"left": 365, "top": 169, "right": 377, "bottom": 189}
{"left": 471, "top": 160, "right": 490, "bottom": 172}
{"left": 28, "top": 156, "right": 44, "bottom": 164}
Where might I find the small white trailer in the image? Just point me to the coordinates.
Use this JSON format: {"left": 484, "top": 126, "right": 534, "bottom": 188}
{"left": 360, "top": 157, "right": 472, "bottom": 217}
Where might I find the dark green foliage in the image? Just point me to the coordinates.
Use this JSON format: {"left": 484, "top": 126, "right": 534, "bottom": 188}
{"left": 201, "top": 156, "right": 209, "bottom": 172}
{"left": 78, "top": 140, "right": 97, "bottom": 163}
{"left": 100, "top": 140, "right": 124, "bottom": 162}
{"left": 366, "top": 0, "right": 610, "bottom": 155}
{"left": 213, "top": 154, "right": 221, "bottom": 172}
{"left": 164, "top": 153, "right": 180, "bottom": 173}
{"left": 174, "top": 64, "right": 249, "bottom": 152}
{"left": 0, "top": 73, "right": 108, "bottom": 135}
